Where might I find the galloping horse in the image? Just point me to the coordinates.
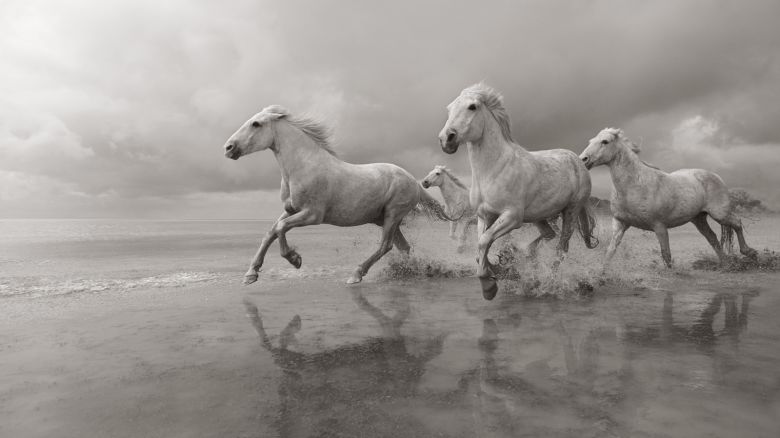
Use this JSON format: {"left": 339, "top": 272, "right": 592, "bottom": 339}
{"left": 439, "top": 84, "right": 598, "bottom": 300}
{"left": 421, "top": 165, "right": 478, "bottom": 252}
{"left": 579, "top": 127, "right": 757, "bottom": 269}
{"left": 224, "top": 105, "right": 450, "bottom": 285}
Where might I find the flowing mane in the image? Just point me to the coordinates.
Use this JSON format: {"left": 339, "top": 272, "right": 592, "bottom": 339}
{"left": 263, "top": 105, "right": 337, "bottom": 156}
{"left": 607, "top": 127, "right": 660, "bottom": 170}
{"left": 288, "top": 115, "right": 337, "bottom": 156}
{"left": 438, "top": 166, "right": 468, "bottom": 190}
{"left": 460, "top": 83, "right": 514, "bottom": 143}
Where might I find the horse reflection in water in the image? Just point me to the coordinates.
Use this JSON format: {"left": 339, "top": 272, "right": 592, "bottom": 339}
{"left": 243, "top": 290, "right": 446, "bottom": 437}
{"left": 625, "top": 291, "right": 755, "bottom": 348}
{"left": 449, "top": 315, "right": 634, "bottom": 437}
{"left": 451, "top": 290, "right": 757, "bottom": 436}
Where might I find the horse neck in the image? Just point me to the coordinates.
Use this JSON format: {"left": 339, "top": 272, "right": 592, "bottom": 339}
{"left": 608, "top": 143, "right": 650, "bottom": 190}
{"left": 438, "top": 174, "right": 468, "bottom": 209}
{"left": 272, "top": 122, "right": 337, "bottom": 180}
{"left": 467, "top": 113, "right": 529, "bottom": 180}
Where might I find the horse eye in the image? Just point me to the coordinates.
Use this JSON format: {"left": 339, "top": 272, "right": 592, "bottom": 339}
{"left": 252, "top": 121, "right": 261, "bottom": 128}
{"left": 468, "top": 104, "right": 477, "bottom": 111}
{"left": 601, "top": 140, "right": 609, "bottom": 145}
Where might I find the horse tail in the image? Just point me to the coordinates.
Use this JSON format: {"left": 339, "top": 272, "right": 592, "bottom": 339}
{"left": 416, "top": 186, "right": 454, "bottom": 221}
{"left": 577, "top": 203, "right": 599, "bottom": 249}
{"left": 720, "top": 224, "right": 735, "bottom": 254}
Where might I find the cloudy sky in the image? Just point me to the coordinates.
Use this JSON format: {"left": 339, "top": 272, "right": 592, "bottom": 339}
{"left": 2, "top": 0, "right": 779, "bottom": 219}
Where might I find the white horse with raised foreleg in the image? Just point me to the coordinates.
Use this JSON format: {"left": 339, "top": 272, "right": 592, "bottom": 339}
{"left": 579, "top": 127, "right": 757, "bottom": 269}
{"left": 223, "top": 105, "right": 450, "bottom": 285}
{"left": 421, "top": 165, "right": 478, "bottom": 252}
{"left": 439, "top": 84, "right": 598, "bottom": 300}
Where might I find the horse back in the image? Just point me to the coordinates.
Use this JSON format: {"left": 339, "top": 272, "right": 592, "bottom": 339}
{"left": 309, "top": 162, "right": 418, "bottom": 226}
{"left": 520, "top": 149, "right": 591, "bottom": 220}
{"left": 612, "top": 168, "right": 716, "bottom": 229}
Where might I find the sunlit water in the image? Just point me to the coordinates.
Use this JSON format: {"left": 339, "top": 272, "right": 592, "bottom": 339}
{"left": 2, "top": 219, "right": 779, "bottom": 437}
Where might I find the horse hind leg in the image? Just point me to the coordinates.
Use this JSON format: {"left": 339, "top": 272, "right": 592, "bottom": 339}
{"left": 652, "top": 223, "right": 673, "bottom": 268}
{"left": 710, "top": 212, "right": 758, "bottom": 259}
{"left": 553, "top": 208, "right": 577, "bottom": 270}
{"left": 720, "top": 224, "right": 735, "bottom": 254}
{"left": 393, "top": 228, "right": 411, "bottom": 254}
{"left": 527, "top": 220, "right": 557, "bottom": 260}
{"left": 347, "top": 220, "right": 400, "bottom": 284}
{"left": 691, "top": 213, "right": 725, "bottom": 263}
{"left": 457, "top": 218, "right": 477, "bottom": 253}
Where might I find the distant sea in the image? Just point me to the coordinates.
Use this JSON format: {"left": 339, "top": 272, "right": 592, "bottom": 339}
{"left": 0, "top": 219, "right": 276, "bottom": 298}
{"left": 0, "top": 219, "right": 459, "bottom": 298}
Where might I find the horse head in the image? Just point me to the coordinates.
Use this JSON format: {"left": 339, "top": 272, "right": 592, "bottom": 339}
{"left": 579, "top": 127, "right": 625, "bottom": 169}
{"left": 421, "top": 165, "right": 446, "bottom": 188}
{"left": 439, "top": 83, "right": 511, "bottom": 154}
{"left": 223, "top": 105, "right": 290, "bottom": 159}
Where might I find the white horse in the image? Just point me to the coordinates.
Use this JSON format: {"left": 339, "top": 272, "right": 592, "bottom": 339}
{"left": 421, "top": 165, "right": 478, "bottom": 252}
{"left": 579, "top": 127, "right": 757, "bottom": 269}
{"left": 439, "top": 84, "right": 598, "bottom": 300}
{"left": 224, "top": 105, "right": 450, "bottom": 285}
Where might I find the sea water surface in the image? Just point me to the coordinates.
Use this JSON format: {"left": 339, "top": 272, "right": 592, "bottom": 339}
{"left": 2, "top": 219, "right": 779, "bottom": 437}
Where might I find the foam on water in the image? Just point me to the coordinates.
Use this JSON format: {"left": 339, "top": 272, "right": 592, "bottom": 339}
{"left": 0, "top": 271, "right": 222, "bottom": 298}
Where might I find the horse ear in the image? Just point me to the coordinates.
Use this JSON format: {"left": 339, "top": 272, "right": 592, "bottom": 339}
{"left": 262, "top": 105, "right": 289, "bottom": 119}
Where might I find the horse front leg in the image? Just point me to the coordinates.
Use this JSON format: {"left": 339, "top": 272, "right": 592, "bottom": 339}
{"left": 244, "top": 211, "right": 289, "bottom": 285}
{"left": 603, "top": 217, "right": 629, "bottom": 273}
{"left": 275, "top": 209, "right": 320, "bottom": 269}
{"left": 477, "top": 211, "right": 521, "bottom": 300}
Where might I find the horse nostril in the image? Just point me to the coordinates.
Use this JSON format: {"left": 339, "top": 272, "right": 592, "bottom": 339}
{"left": 446, "top": 132, "right": 456, "bottom": 142}
{"left": 226, "top": 144, "right": 235, "bottom": 152}
{"left": 581, "top": 156, "right": 588, "bottom": 162}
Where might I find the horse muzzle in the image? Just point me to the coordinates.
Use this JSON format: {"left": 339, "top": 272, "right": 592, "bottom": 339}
{"left": 580, "top": 155, "right": 593, "bottom": 170}
{"left": 441, "top": 140, "right": 460, "bottom": 154}
{"left": 422, "top": 181, "right": 431, "bottom": 188}
{"left": 225, "top": 142, "right": 241, "bottom": 160}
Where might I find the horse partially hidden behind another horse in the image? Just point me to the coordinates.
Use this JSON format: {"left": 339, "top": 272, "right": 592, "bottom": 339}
{"left": 439, "top": 83, "right": 598, "bottom": 300}
{"left": 223, "top": 105, "right": 450, "bottom": 285}
{"left": 421, "top": 165, "right": 478, "bottom": 252}
{"left": 579, "top": 127, "right": 757, "bottom": 269}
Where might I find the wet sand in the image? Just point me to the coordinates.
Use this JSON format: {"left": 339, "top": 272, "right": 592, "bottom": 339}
{"left": 2, "top": 218, "right": 780, "bottom": 437}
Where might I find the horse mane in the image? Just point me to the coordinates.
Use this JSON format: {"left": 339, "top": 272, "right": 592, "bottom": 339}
{"left": 461, "top": 83, "right": 514, "bottom": 143}
{"left": 437, "top": 165, "right": 469, "bottom": 190}
{"left": 264, "top": 105, "right": 337, "bottom": 156}
{"left": 608, "top": 127, "right": 661, "bottom": 170}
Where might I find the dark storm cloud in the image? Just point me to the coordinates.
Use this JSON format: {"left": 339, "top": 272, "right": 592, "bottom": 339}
{"left": 2, "top": 0, "right": 780, "bottom": 217}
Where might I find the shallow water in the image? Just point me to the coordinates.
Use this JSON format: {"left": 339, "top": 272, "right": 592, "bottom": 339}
{"left": 239, "top": 276, "right": 780, "bottom": 438}
{"left": 2, "top": 219, "right": 779, "bottom": 437}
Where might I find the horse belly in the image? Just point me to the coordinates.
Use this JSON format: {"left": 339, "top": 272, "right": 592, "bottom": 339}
{"left": 323, "top": 196, "right": 386, "bottom": 226}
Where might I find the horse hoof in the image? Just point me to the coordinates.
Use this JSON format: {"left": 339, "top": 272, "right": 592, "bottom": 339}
{"left": 244, "top": 274, "right": 258, "bottom": 285}
{"left": 746, "top": 249, "right": 759, "bottom": 260}
{"left": 480, "top": 277, "right": 498, "bottom": 301}
{"left": 286, "top": 252, "right": 302, "bottom": 269}
{"left": 346, "top": 275, "right": 362, "bottom": 284}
